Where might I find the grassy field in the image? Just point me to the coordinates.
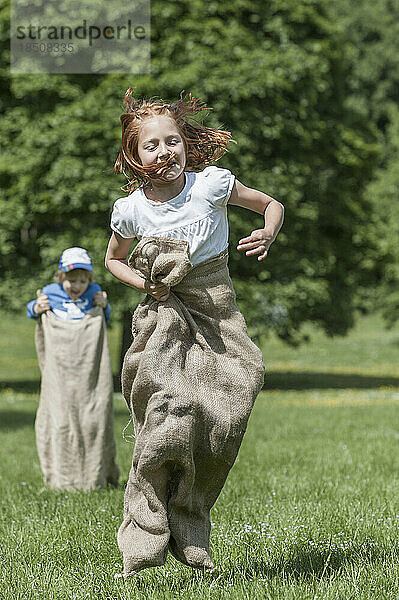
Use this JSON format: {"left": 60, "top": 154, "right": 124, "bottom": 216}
{"left": 1, "top": 313, "right": 399, "bottom": 599}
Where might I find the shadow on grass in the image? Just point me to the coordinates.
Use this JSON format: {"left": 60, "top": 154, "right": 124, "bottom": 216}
{"left": 264, "top": 371, "right": 399, "bottom": 390}
{"left": 115, "top": 408, "right": 131, "bottom": 420}
{"left": 0, "top": 380, "right": 40, "bottom": 394}
{"left": 113, "top": 544, "right": 383, "bottom": 590}
{"left": 2, "top": 371, "right": 399, "bottom": 400}
{"left": 113, "top": 375, "right": 122, "bottom": 392}
{"left": 223, "top": 543, "right": 381, "bottom": 581}
{"left": 0, "top": 377, "right": 122, "bottom": 394}
{"left": 0, "top": 409, "right": 35, "bottom": 430}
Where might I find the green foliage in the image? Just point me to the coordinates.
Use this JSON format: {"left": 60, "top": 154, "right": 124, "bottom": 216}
{"left": 364, "top": 109, "right": 399, "bottom": 325}
{"left": 331, "top": 0, "right": 399, "bottom": 130}
{"left": 0, "top": 0, "right": 380, "bottom": 339}
{"left": 330, "top": 0, "right": 399, "bottom": 325}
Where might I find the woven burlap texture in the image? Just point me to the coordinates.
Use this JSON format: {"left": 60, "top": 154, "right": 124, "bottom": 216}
{"left": 35, "top": 306, "right": 119, "bottom": 490}
{"left": 118, "top": 237, "right": 265, "bottom": 577}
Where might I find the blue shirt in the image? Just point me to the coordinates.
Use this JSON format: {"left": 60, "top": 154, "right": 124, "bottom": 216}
{"left": 26, "top": 283, "right": 111, "bottom": 324}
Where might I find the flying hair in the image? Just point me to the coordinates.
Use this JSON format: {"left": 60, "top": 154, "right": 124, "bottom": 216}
{"left": 114, "top": 88, "right": 233, "bottom": 193}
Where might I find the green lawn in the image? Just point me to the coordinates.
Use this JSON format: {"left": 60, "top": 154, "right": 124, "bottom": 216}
{"left": 1, "top": 313, "right": 399, "bottom": 599}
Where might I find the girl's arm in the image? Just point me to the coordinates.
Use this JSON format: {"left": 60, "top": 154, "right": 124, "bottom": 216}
{"left": 105, "top": 232, "right": 170, "bottom": 301}
{"left": 228, "top": 179, "right": 284, "bottom": 261}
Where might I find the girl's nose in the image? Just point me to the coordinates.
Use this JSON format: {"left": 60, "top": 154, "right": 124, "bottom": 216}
{"left": 158, "top": 143, "right": 170, "bottom": 161}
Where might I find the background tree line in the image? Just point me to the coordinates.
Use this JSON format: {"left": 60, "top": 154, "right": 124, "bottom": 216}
{"left": 0, "top": 0, "right": 397, "bottom": 353}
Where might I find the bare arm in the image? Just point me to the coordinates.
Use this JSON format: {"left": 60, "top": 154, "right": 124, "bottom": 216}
{"left": 105, "top": 232, "right": 170, "bottom": 301}
{"left": 228, "top": 179, "right": 284, "bottom": 261}
{"left": 105, "top": 232, "right": 145, "bottom": 290}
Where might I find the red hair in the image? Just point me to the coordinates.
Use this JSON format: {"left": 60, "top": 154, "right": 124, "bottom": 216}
{"left": 114, "top": 89, "right": 233, "bottom": 193}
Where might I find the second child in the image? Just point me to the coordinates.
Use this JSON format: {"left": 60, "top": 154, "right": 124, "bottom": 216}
{"left": 27, "top": 247, "right": 118, "bottom": 490}
{"left": 27, "top": 247, "right": 111, "bottom": 323}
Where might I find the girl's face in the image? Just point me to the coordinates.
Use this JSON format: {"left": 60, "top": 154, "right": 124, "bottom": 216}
{"left": 62, "top": 270, "right": 90, "bottom": 299}
{"left": 137, "top": 115, "right": 186, "bottom": 182}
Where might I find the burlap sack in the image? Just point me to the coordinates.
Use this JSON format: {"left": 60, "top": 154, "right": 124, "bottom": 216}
{"left": 118, "top": 238, "right": 265, "bottom": 577}
{"left": 35, "top": 306, "right": 119, "bottom": 490}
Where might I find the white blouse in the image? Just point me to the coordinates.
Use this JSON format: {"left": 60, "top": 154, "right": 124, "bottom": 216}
{"left": 110, "top": 166, "right": 235, "bottom": 266}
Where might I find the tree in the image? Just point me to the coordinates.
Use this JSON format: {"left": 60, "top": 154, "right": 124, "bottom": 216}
{"left": 330, "top": 0, "right": 399, "bottom": 324}
{"left": 364, "top": 108, "right": 399, "bottom": 325}
{"left": 0, "top": 0, "right": 379, "bottom": 354}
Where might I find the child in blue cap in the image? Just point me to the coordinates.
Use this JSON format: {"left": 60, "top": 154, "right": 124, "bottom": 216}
{"left": 26, "top": 247, "right": 118, "bottom": 490}
{"left": 27, "top": 247, "right": 111, "bottom": 323}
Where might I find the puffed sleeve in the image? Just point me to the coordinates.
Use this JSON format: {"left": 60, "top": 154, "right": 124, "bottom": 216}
{"left": 110, "top": 197, "right": 136, "bottom": 239}
{"left": 202, "top": 166, "right": 236, "bottom": 207}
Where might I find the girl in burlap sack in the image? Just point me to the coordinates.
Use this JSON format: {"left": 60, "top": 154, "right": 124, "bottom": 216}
{"left": 27, "top": 247, "right": 119, "bottom": 490}
{"left": 105, "top": 89, "right": 284, "bottom": 577}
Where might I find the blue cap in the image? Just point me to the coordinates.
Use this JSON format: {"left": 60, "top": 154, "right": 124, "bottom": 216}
{"left": 59, "top": 247, "right": 93, "bottom": 272}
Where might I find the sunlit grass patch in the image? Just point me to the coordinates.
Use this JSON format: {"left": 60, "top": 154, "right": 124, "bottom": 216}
{"left": 263, "top": 388, "right": 399, "bottom": 407}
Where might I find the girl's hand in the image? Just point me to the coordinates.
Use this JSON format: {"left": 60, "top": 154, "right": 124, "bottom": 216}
{"left": 34, "top": 294, "right": 50, "bottom": 315}
{"left": 144, "top": 281, "right": 170, "bottom": 302}
{"left": 237, "top": 228, "right": 275, "bottom": 261}
{"left": 94, "top": 291, "right": 108, "bottom": 309}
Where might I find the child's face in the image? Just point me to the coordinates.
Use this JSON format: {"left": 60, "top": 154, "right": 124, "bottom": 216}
{"left": 137, "top": 115, "right": 186, "bottom": 182}
{"left": 62, "top": 270, "right": 90, "bottom": 299}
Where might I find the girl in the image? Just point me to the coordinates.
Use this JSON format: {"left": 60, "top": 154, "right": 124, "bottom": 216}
{"left": 106, "top": 90, "right": 284, "bottom": 577}
{"left": 27, "top": 247, "right": 119, "bottom": 490}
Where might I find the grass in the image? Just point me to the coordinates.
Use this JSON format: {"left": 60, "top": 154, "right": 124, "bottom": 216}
{"left": 1, "top": 313, "right": 399, "bottom": 598}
